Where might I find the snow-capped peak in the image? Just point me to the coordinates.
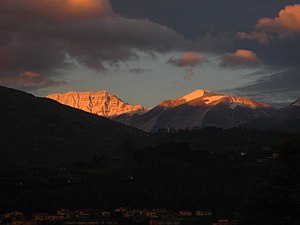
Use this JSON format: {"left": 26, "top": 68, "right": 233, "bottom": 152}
{"left": 47, "top": 90, "right": 150, "bottom": 117}
{"left": 181, "top": 89, "right": 211, "bottom": 102}
{"left": 291, "top": 98, "right": 300, "bottom": 107}
{"left": 158, "top": 89, "right": 270, "bottom": 109}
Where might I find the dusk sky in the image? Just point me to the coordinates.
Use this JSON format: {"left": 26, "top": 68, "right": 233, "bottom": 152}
{"left": 0, "top": 0, "right": 299, "bottom": 107}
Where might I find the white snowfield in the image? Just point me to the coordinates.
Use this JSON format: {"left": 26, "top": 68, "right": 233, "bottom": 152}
{"left": 177, "top": 89, "right": 270, "bottom": 109}
{"left": 181, "top": 89, "right": 210, "bottom": 102}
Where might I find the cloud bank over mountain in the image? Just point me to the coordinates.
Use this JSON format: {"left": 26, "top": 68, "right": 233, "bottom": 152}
{"left": 0, "top": 0, "right": 187, "bottom": 89}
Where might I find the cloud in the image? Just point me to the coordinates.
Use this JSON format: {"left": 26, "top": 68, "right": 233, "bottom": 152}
{"left": 110, "top": 0, "right": 300, "bottom": 103}
{"left": 220, "top": 49, "right": 261, "bottom": 68}
{"left": 167, "top": 52, "right": 208, "bottom": 67}
{"left": 110, "top": 0, "right": 292, "bottom": 39}
{"left": 0, "top": 71, "right": 67, "bottom": 90}
{"left": 128, "top": 68, "right": 153, "bottom": 74}
{"left": 167, "top": 52, "right": 208, "bottom": 81}
{"left": 237, "top": 4, "right": 300, "bottom": 43}
{"left": 0, "top": 0, "right": 188, "bottom": 90}
{"left": 236, "top": 31, "right": 273, "bottom": 45}
{"left": 231, "top": 10, "right": 300, "bottom": 103}
{"left": 0, "top": 0, "right": 113, "bottom": 22}
{"left": 226, "top": 68, "right": 300, "bottom": 107}
{"left": 255, "top": 4, "right": 300, "bottom": 38}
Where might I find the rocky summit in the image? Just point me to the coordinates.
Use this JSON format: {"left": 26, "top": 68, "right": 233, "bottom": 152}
{"left": 47, "top": 90, "right": 149, "bottom": 118}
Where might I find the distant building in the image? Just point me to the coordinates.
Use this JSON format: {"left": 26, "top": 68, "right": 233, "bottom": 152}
{"left": 178, "top": 210, "right": 193, "bottom": 217}
{"left": 272, "top": 152, "right": 280, "bottom": 159}
{"left": 150, "top": 219, "right": 181, "bottom": 225}
{"left": 34, "top": 213, "right": 48, "bottom": 221}
{"left": 212, "top": 219, "right": 238, "bottom": 225}
{"left": 195, "top": 210, "right": 212, "bottom": 216}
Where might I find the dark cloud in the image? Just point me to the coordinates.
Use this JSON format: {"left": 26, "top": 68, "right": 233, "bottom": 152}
{"left": 0, "top": 71, "right": 67, "bottom": 90}
{"left": 220, "top": 49, "right": 261, "bottom": 68}
{"left": 128, "top": 68, "right": 153, "bottom": 74}
{"left": 237, "top": 31, "right": 273, "bottom": 45}
{"left": 229, "top": 4, "right": 300, "bottom": 104}
{"left": 110, "top": 0, "right": 298, "bottom": 39}
{"left": 225, "top": 68, "right": 300, "bottom": 106}
{"left": 0, "top": 0, "right": 113, "bottom": 24}
{"left": 167, "top": 52, "right": 208, "bottom": 67}
{"left": 235, "top": 4, "right": 300, "bottom": 69}
{"left": 0, "top": 0, "right": 188, "bottom": 90}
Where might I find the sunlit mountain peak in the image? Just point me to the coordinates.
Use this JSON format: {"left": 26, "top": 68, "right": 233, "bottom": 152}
{"left": 181, "top": 89, "right": 212, "bottom": 102}
{"left": 47, "top": 90, "right": 149, "bottom": 117}
{"left": 291, "top": 98, "right": 300, "bottom": 107}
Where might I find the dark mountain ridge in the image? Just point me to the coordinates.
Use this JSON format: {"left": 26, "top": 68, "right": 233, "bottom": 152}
{"left": 0, "top": 86, "right": 143, "bottom": 168}
{"left": 242, "top": 98, "right": 300, "bottom": 132}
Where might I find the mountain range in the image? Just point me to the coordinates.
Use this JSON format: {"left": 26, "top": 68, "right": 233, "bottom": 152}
{"left": 47, "top": 89, "right": 300, "bottom": 132}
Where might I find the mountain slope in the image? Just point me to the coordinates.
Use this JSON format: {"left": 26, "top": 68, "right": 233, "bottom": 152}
{"left": 114, "top": 89, "right": 273, "bottom": 132}
{"left": 47, "top": 90, "right": 149, "bottom": 117}
{"left": 0, "top": 86, "right": 143, "bottom": 167}
{"left": 243, "top": 98, "right": 300, "bottom": 132}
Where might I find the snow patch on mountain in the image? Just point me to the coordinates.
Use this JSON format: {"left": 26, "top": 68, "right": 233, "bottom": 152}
{"left": 227, "top": 96, "right": 270, "bottom": 109}
{"left": 203, "top": 95, "right": 225, "bottom": 104}
{"left": 291, "top": 98, "right": 300, "bottom": 107}
{"left": 181, "top": 89, "right": 211, "bottom": 102}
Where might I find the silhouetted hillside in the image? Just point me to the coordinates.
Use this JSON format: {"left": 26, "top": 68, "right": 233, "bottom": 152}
{"left": 0, "top": 86, "right": 144, "bottom": 167}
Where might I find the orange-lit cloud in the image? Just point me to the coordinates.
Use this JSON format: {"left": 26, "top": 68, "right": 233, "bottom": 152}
{"left": 65, "top": 0, "right": 113, "bottom": 19}
{"left": 237, "top": 4, "right": 300, "bottom": 43}
{"left": 255, "top": 4, "right": 300, "bottom": 36}
{"left": 0, "top": 72, "right": 67, "bottom": 89}
{"left": 0, "top": 0, "right": 113, "bottom": 22}
{"left": 220, "top": 49, "right": 260, "bottom": 68}
{"left": 167, "top": 52, "right": 208, "bottom": 81}
{"left": 167, "top": 52, "right": 208, "bottom": 67}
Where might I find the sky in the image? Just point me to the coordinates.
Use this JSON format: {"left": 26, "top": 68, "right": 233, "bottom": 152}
{"left": 0, "top": 0, "right": 299, "bottom": 107}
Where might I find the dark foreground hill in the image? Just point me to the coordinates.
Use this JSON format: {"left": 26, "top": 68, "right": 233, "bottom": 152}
{"left": 0, "top": 86, "right": 143, "bottom": 167}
